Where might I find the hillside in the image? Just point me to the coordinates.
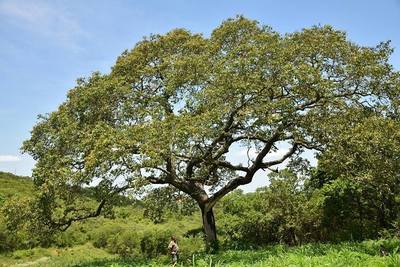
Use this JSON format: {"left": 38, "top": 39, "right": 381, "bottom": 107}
{"left": 0, "top": 172, "right": 33, "bottom": 201}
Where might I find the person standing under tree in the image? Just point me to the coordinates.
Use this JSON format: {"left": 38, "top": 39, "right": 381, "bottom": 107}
{"left": 168, "top": 236, "right": 179, "bottom": 266}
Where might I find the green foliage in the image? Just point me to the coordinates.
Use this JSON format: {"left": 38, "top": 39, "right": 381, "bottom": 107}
{"left": 52, "top": 224, "right": 89, "bottom": 248}
{"left": 20, "top": 15, "right": 400, "bottom": 246}
{"left": 139, "top": 228, "right": 172, "bottom": 258}
{"left": 107, "top": 231, "right": 141, "bottom": 257}
{"left": 0, "top": 221, "right": 9, "bottom": 252}
{"left": 0, "top": 174, "right": 100, "bottom": 251}
{"left": 92, "top": 223, "right": 126, "bottom": 249}
{"left": 219, "top": 165, "right": 400, "bottom": 247}
{"left": 218, "top": 170, "right": 319, "bottom": 247}
{"left": 0, "top": 15, "right": 399, "bottom": 264}
{"left": 91, "top": 222, "right": 200, "bottom": 259}
{"left": 0, "top": 172, "right": 35, "bottom": 252}
{"left": 0, "top": 195, "right": 55, "bottom": 250}
{"left": 312, "top": 115, "right": 400, "bottom": 241}
{"left": 1, "top": 169, "right": 400, "bottom": 265}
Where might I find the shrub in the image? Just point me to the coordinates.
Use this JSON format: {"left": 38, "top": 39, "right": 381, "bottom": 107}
{"left": 107, "top": 231, "right": 141, "bottom": 257}
{"left": 0, "top": 221, "right": 10, "bottom": 252}
{"left": 140, "top": 228, "right": 172, "bottom": 258}
{"left": 53, "top": 226, "right": 88, "bottom": 248}
{"left": 91, "top": 223, "right": 125, "bottom": 248}
{"left": 178, "top": 236, "right": 205, "bottom": 260}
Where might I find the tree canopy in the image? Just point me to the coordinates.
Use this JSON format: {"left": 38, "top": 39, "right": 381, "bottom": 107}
{"left": 22, "top": 16, "right": 400, "bottom": 248}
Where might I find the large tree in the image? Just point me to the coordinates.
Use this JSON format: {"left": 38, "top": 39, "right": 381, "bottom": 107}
{"left": 23, "top": 16, "right": 399, "bottom": 249}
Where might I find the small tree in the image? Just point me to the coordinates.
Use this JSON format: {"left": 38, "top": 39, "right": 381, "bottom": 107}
{"left": 22, "top": 16, "right": 399, "bottom": 250}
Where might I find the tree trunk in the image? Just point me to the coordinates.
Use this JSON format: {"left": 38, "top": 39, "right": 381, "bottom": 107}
{"left": 201, "top": 205, "right": 218, "bottom": 252}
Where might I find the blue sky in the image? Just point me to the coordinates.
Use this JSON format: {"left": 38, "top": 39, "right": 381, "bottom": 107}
{"left": 0, "top": 0, "right": 399, "bottom": 190}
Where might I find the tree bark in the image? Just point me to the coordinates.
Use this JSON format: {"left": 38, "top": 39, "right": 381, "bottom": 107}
{"left": 200, "top": 205, "right": 218, "bottom": 252}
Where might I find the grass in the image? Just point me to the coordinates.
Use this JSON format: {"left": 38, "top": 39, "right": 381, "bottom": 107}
{"left": 0, "top": 172, "right": 33, "bottom": 202}
{"left": 1, "top": 239, "right": 400, "bottom": 267}
{"left": 0, "top": 243, "right": 116, "bottom": 267}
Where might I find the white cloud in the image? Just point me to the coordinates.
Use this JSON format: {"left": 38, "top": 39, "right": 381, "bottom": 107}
{"left": 0, "top": 155, "right": 21, "bottom": 162}
{"left": 0, "top": 0, "right": 85, "bottom": 50}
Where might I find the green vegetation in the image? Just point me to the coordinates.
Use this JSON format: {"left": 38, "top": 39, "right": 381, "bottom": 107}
{"left": 20, "top": 16, "right": 400, "bottom": 249}
{"left": 1, "top": 239, "right": 400, "bottom": 266}
{"left": 0, "top": 171, "right": 33, "bottom": 200}
{"left": 0, "top": 172, "right": 35, "bottom": 251}
{"left": 1, "top": 15, "right": 400, "bottom": 266}
{"left": 1, "top": 170, "right": 400, "bottom": 266}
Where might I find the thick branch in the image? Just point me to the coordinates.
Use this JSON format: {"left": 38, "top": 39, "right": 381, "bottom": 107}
{"left": 185, "top": 105, "right": 242, "bottom": 179}
{"left": 261, "top": 143, "right": 299, "bottom": 168}
{"left": 58, "top": 199, "right": 106, "bottom": 231}
{"left": 206, "top": 129, "right": 284, "bottom": 210}
{"left": 56, "top": 184, "right": 131, "bottom": 231}
{"left": 248, "top": 130, "right": 282, "bottom": 174}
{"left": 215, "top": 160, "right": 249, "bottom": 172}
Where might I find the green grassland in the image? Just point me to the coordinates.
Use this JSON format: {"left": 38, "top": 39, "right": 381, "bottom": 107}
{"left": 1, "top": 239, "right": 400, "bottom": 266}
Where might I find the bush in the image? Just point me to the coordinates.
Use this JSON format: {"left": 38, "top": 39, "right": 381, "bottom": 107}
{"left": 140, "top": 228, "right": 172, "bottom": 258}
{"left": 90, "top": 223, "right": 179, "bottom": 259}
{"left": 0, "top": 221, "right": 10, "bottom": 252}
{"left": 178, "top": 236, "right": 205, "bottom": 260}
{"left": 91, "top": 223, "right": 126, "bottom": 248}
{"left": 53, "top": 226, "right": 88, "bottom": 248}
{"left": 107, "top": 231, "right": 141, "bottom": 257}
